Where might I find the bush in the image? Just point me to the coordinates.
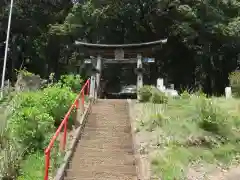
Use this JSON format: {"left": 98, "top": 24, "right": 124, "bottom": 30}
{"left": 194, "top": 90, "right": 207, "bottom": 98}
{"left": 138, "top": 86, "right": 168, "bottom": 104}
{"left": 151, "top": 89, "right": 168, "bottom": 104}
{"left": 180, "top": 90, "right": 191, "bottom": 99}
{"left": 4, "top": 73, "right": 80, "bottom": 179}
{"left": 42, "top": 85, "right": 77, "bottom": 127}
{"left": 8, "top": 106, "right": 54, "bottom": 152}
{"left": 229, "top": 71, "right": 240, "bottom": 97}
{"left": 11, "top": 85, "right": 77, "bottom": 128}
{"left": 16, "top": 68, "right": 34, "bottom": 77}
{"left": 58, "top": 74, "right": 83, "bottom": 92}
{"left": 10, "top": 91, "right": 42, "bottom": 111}
{"left": 8, "top": 85, "right": 77, "bottom": 152}
{"left": 138, "top": 86, "right": 154, "bottom": 102}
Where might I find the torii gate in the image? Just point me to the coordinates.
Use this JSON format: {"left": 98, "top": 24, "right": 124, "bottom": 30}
{"left": 75, "top": 39, "right": 167, "bottom": 100}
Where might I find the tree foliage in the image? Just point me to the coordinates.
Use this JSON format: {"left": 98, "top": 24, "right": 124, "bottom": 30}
{"left": 1, "top": 0, "right": 240, "bottom": 94}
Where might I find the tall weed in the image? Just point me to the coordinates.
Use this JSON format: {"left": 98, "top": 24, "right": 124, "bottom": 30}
{"left": 196, "top": 97, "right": 233, "bottom": 142}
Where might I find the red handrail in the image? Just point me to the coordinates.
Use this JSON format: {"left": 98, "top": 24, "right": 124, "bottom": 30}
{"left": 44, "top": 78, "right": 90, "bottom": 180}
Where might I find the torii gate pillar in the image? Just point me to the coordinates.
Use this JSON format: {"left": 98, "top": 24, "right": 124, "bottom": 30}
{"left": 137, "top": 53, "right": 143, "bottom": 100}
{"left": 76, "top": 39, "right": 168, "bottom": 100}
{"left": 89, "top": 75, "right": 95, "bottom": 98}
{"left": 89, "top": 55, "right": 102, "bottom": 98}
{"left": 96, "top": 54, "right": 102, "bottom": 94}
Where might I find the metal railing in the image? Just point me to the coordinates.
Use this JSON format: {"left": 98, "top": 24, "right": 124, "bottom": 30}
{"left": 44, "top": 78, "right": 90, "bottom": 180}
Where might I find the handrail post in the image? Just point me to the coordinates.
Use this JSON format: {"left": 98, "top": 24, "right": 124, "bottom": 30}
{"left": 87, "top": 80, "right": 90, "bottom": 95}
{"left": 81, "top": 90, "right": 85, "bottom": 113}
{"left": 75, "top": 97, "right": 79, "bottom": 109}
{"left": 75, "top": 96, "right": 81, "bottom": 126}
{"left": 44, "top": 151, "right": 50, "bottom": 180}
{"left": 61, "top": 119, "right": 68, "bottom": 151}
{"left": 94, "top": 80, "right": 97, "bottom": 100}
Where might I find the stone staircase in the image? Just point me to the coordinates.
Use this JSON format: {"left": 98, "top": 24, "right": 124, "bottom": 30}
{"left": 64, "top": 99, "right": 137, "bottom": 180}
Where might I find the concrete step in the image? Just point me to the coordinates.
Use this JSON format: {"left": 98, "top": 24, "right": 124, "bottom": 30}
{"left": 85, "top": 120, "right": 130, "bottom": 127}
{"left": 68, "top": 153, "right": 135, "bottom": 167}
{"left": 83, "top": 126, "right": 131, "bottom": 133}
{"left": 76, "top": 137, "right": 132, "bottom": 147}
{"left": 66, "top": 169, "right": 137, "bottom": 180}
{"left": 67, "top": 164, "right": 136, "bottom": 175}
{"left": 69, "top": 155, "right": 135, "bottom": 168}
{"left": 72, "top": 147, "right": 134, "bottom": 159}
{"left": 75, "top": 143, "right": 133, "bottom": 152}
{"left": 64, "top": 100, "right": 137, "bottom": 180}
{"left": 81, "top": 132, "right": 132, "bottom": 141}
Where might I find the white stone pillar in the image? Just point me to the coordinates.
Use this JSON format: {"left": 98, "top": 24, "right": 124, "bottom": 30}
{"left": 157, "top": 78, "right": 164, "bottom": 91}
{"left": 225, "top": 87, "right": 232, "bottom": 99}
{"left": 137, "top": 53, "right": 143, "bottom": 100}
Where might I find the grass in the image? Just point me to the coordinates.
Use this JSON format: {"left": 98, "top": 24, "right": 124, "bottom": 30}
{"left": 17, "top": 143, "right": 64, "bottom": 180}
{"left": 0, "top": 92, "right": 16, "bottom": 134}
{"left": 17, "top": 151, "right": 45, "bottom": 180}
{"left": 133, "top": 95, "right": 240, "bottom": 180}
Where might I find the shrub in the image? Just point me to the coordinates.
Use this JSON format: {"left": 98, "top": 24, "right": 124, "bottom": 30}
{"left": 4, "top": 73, "right": 80, "bottom": 180}
{"left": 194, "top": 90, "right": 207, "bottom": 98}
{"left": 15, "top": 68, "right": 34, "bottom": 77}
{"left": 138, "top": 86, "right": 154, "bottom": 102}
{"left": 180, "top": 90, "right": 191, "bottom": 99}
{"left": 12, "top": 86, "right": 77, "bottom": 128}
{"left": 8, "top": 106, "right": 54, "bottom": 152}
{"left": 229, "top": 71, "right": 240, "bottom": 97}
{"left": 138, "top": 86, "right": 168, "bottom": 104}
{"left": 151, "top": 89, "right": 168, "bottom": 104}
{"left": 8, "top": 85, "right": 77, "bottom": 152}
{"left": 11, "top": 91, "right": 43, "bottom": 110}
{"left": 42, "top": 85, "right": 77, "bottom": 127}
{"left": 58, "top": 74, "right": 83, "bottom": 92}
